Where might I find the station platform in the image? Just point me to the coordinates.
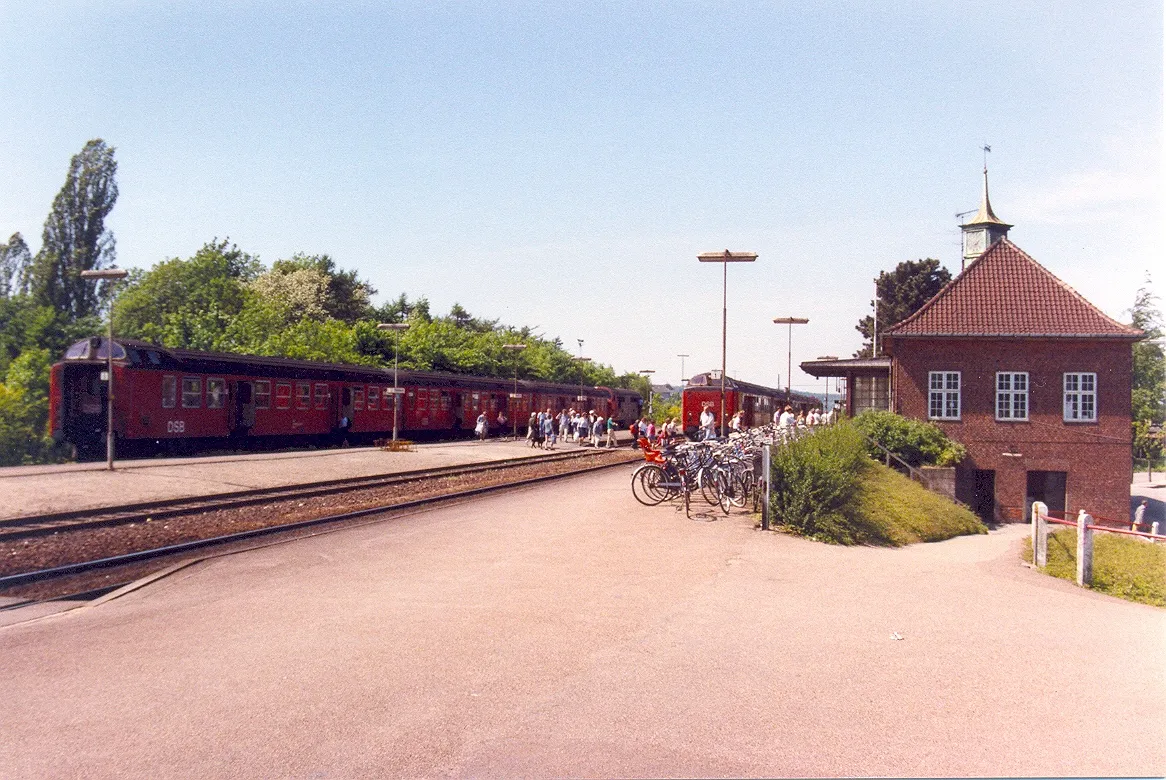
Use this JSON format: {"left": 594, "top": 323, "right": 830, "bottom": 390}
{"left": 0, "top": 435, "right": 634, "bottom": 522}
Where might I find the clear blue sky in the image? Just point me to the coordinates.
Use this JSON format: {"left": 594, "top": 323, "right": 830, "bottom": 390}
{"left": 2, "top": 1, "right": 1161, "bottom": 392}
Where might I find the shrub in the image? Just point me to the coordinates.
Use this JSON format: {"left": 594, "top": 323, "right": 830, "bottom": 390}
{"left": 853, "top": 410, "right": 966, "bottom": 467}
{"left": 769, "top": 422, "right": 869, "bottom": 544}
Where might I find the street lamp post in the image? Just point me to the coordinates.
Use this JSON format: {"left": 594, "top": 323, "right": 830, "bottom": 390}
{"left": 773, "top": 317, "right": 810, "bottom": 405}
{"left": 639, "top": 369, "right": 655, "bottom": 418}
{"left": 698, "top": 250, "right": 757, "bottom": 437}
{"left": 377, "top": 323, "right": 410, "bottom": 442}
{"left": 573, "top": 356, "right": 591, "bottom": 408}
{"left": 503, "top": 343, "right": 527, "bottom": 439}
{"left": 80, "top": 268, "right": 129, "bottom": 470}
{"left": 676, "top": 353, "right": 689, "bottom": 388}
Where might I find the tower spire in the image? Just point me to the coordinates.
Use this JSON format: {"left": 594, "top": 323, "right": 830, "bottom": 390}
{"left": 959, "top": 151, "right": 1012, "bottom": 269}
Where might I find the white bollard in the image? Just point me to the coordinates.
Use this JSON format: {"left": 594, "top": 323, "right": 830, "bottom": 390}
{"left": 1076, "top": 510, "right": 1094, "bottom": 587}
{"left": 1031, "top": 501, "right": 1048, "bottom": 568}
{"left": 1153, "top": 521, "right": 1161, "bottom": 537}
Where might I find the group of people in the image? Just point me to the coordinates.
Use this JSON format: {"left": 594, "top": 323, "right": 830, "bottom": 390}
{"left": 630, "top": 416, "right": 683, "bottom": 448}
{"left": 773, "top": 403, "right": 836, "bottom": 431}
{"left": 524, "top": 408, "right": 620, "bottom": 449}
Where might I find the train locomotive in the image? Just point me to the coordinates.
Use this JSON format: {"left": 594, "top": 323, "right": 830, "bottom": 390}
{"left": 681, "top": 371, "right": 824, "bottom": 436}
{"left": 50, "top": 337, "right": 642, "bottom": 459}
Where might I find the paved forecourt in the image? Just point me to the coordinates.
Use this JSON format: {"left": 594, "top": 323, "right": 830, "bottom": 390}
{"left": 0, "top": 436, "right": 625, "bottom": 521}
{"left": 1, "top": 466, "right": 1162, "bottom": 778}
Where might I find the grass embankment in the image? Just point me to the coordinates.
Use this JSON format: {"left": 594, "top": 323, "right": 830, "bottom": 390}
{"left": 767, "top": 421, "right": 986, "bottom": 545}
{"left": 1023, "top": 529, "right": 1166, "bottom": 607}
{"left": 850, "top": 463, "right": 986, "bottom": 546}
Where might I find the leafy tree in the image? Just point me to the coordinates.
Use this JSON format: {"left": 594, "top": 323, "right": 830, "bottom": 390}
{"left": 115, "top": 239, "right": 261, "bottom": 351}
{"left": 269, "top": 253, "right": 374, "bottom": 324}
{"left": 855, "top": 258, "right": 952, "bottom": 357}
{"left": 0, "top": 348, "right": 55, "bottom": 466}
{"left": 1129, "top": 277, "right": 1165, "bottom": 425}
{"left": 0, "top": 232, "right": 32, "bottom": 298}
{"left": 27, "top": 139, "right": 119, "bottom": 320}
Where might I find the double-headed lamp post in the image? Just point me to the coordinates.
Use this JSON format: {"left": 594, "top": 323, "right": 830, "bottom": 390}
{"left": 80, "top": 268, "right": 129, "bottom": 470}
{"left": 639, "top": 369, "right": 655, "bottom": 418}
{"left": 573, "top": 356, "right": 591, "bottom": 407}
{"left": 698, "top": 250, "right": 757, "bottom": 437}
{"left": 773, "top": 317, "right": 809, "bottom": 405}
{"left": 377, "top": 323, "right": 410, "bottom": 441}
{"left": 503, "top": 343, "right": 527, "bottom": 438}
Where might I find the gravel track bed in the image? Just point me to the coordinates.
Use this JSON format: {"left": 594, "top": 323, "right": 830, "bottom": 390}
{"left": 1, "top": 449, "right": 639, "bottom": 602}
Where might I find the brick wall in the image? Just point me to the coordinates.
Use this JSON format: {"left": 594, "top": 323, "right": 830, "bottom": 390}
{"left": 888, "top": 337, "right": 1133, "bottom": 522}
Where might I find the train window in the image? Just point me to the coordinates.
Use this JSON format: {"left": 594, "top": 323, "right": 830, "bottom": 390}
{"left": 206, "top": 378, "right": 226, "bottom": 409}
{"left": 255, "top": 381, "right": 271, "bottom": 409}
{"left": 146, "top": 351, "right": 162, "bottom": 365}
{"left": 314, "top": 383, "right": 329, "bottom": 409}
{"left": 416, "top": 390, "right": 427, "bottom": 410}
{"left": 275, "top": 383, "right": 292, "bottom": 410}
{"left": 440, "top": 392, "right": 451, "bottom": 411}
{"left": 65, "top": 341, "right": 91, "bottom": 360}
{"left": 182, "top": 377, "right": 202, "bottom": 408}
{"left": 296, "top": 383, "right": 311, "bottom": 409}
{"left": 353, "top": 387, "right": 365, "bottom": 410}
{"left": 367, "top": 386, "right": 379, "bottom": 410}
{"left": 162, "top": 375, "right": 177, "bottom": 409}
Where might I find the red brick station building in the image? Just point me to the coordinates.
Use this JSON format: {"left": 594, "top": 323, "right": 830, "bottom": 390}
{"left": 804, "top": 172, "right": 1142, "bottom": 524}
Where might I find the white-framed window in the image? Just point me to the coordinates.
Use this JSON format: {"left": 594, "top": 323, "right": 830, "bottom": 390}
{"left": 1064, "top": 373, "right": 1097, "bottom": 422}
{"left": 182, "top": 377, "right": 202, "bottom": 409}
{"left": 314, "top": 383, "right": 329, "bottom": 409}
{"left": 928, "top": 371, "right": 961, "bottom": 420}
{"left": 296, "top": 382, "right": 311, "bottom": 410}
{"left": 995, "top": 372, "right": 1029, "bottom": 421}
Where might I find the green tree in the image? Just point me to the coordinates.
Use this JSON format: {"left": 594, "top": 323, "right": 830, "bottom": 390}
{"left": 0, "top": 232, "right": 32, "bottom": 298}
{"left": 0, "top": 348, "right": 55, "bottom": 466}
{"left": 115, "top": 239, "right": 261, "bottom": 350}
{"left": 855, "top": 258, "right": 952, "bottom": 357}
{"left": 27, "top": 139, "right": 119, "bottom": 320}
{"left": 1129, "top": 277, "right": 1165, "bottom": 425}
{"left": 268, "top": 253, "right": 375, "bottom": 324}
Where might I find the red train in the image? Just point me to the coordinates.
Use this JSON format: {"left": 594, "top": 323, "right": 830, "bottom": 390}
{"left": 50, "top": 337, "right": 642, "bottom": 459}
{"left": 681, "top": 371, "right": 824, "bottom": 436}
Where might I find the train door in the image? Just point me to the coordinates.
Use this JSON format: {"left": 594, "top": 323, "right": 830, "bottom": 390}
{"left": 742, "top": 394, "right": 756, "bottom": 427}
{"left": 233, "top": 381, "right": 255, "bottom": 436}
{"left": 339, "top": 386, "right": 354, "bottom": 435}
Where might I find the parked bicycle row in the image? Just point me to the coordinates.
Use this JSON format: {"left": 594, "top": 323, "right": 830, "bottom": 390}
{"left": 629, "top": 424, "right": 814, "bottom": 518}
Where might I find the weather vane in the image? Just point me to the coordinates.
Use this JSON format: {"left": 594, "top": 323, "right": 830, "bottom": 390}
{"left": 982, "top": 143, "right": 991, "bottom": 170}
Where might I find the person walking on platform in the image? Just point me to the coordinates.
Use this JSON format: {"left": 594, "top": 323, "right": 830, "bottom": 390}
{"left": 475, "top": 412, "right": 488, "bottom": 441}
{"left": 699, "top": 403, "right": 716, "bottom": 441}
{"left": 605, "top": 414, "right": 618, "bottom": 448}
{"left": 544, "top": 413, "right": 556, "bottom": 449}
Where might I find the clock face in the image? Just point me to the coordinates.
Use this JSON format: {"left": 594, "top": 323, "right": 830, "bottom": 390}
{"left": 964, "top": 229, "right": 986, "bottom": 256}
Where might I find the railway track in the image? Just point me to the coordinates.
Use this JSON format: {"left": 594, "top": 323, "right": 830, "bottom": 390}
{"left": 0, "top": 448, "right": 638, "bottom": 606}
{"left": 0, "top": 449, "right": 607, "bottom": 541}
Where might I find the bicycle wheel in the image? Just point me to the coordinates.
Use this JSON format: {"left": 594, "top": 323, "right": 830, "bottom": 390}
{"left": 727, "top": 472, "right": 748, "bottom": 508}
{"left": 631, "top": 464, "right": 668, "bottom": 506}
{"left": 698, "top": 467, "right": 722, "bottom": 505}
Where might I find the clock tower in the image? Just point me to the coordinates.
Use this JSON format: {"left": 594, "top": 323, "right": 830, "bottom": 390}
{"left": 960, "top": 167, "right": 1012, "bottom": 269}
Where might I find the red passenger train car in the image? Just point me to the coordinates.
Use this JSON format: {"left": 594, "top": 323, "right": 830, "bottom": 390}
{"left": 681, "top": 372, "right": 824, "bottom": 436}
{"left": 50, "top": 337, "right": 642, "bottom": 459}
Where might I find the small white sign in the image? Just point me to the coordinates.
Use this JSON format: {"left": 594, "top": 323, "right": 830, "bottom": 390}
{"left": 386, "top": 387, "right": 406, "bottom": 394}
{"left": 100, "top": 371, "right": 109, "bottom": 381}
{"left": 509, "top": 393, "right": 522, "bottom": 399}
{"left": 576, "top": 395, "right": 588, "bottom": 401}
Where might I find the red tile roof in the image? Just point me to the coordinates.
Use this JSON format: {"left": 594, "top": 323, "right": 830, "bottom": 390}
{"left": 885, "top": 239, "right": 1142, "bottom": 339}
